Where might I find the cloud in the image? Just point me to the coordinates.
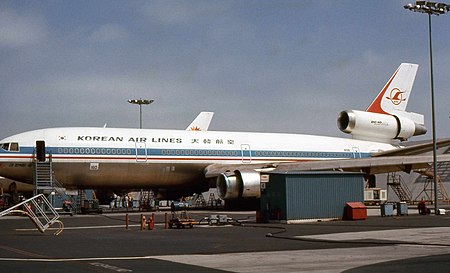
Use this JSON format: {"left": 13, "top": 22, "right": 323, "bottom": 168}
{"left": 0, "top": 8, "right": 48, "bottom": 48}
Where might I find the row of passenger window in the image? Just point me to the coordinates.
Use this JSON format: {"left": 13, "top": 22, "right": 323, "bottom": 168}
{"left": 55, "top": 147, "right": 350, "bottom": 158}
{"left": 57, "top": 147, "right": 133, "bottom": 155}
{"left": 160, "top": 149, "right": 348, "bottom": 158}
{"left": 162, "top": 149, "right": 240, "bottom": 156}
{"left": 254, "top": 151, "right": 347, "bottom": 158}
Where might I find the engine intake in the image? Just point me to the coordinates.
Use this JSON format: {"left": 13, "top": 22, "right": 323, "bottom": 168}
{"left": 217, "top": 170, "right": 261, "bottom": 200}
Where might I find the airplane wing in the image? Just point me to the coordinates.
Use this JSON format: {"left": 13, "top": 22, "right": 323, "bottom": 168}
{"left": 273, "top": 154, "right": 450, "bottom": 175}
{"left": 204, "top": 154, "right": 450, "bottom": 178}
{"left": 204, "top": 138, "right": 450, "bottom": 179}
{"left": 372, "top": 138, "right": 450, "bottom": 157}
{"left": 204, "top": 163, "right": 276, "bottom": 179}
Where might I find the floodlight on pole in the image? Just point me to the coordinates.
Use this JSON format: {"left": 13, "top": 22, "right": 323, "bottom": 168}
{"left": 404, "top": 1, "right": 450, "bottom": 14}
{"left": 127, "top": 99, "right": 154, "bottom": 129}
{"left": 404, "top": 1, "right": 448, "bottom": 215}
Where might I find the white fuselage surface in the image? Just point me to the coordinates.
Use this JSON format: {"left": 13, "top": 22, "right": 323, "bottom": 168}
{"left": 0, "top": 127, "right": 397, "bottom": 191}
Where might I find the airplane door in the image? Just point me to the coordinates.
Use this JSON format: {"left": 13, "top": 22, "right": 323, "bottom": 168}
{"left": 352, "top": 147, "right": 361, "bottom": 159}
{"left": 36, "top": 140, "right": 46, "bottom": 162}
{"left": 135, "top": 142, "right": 147, "bottom": 162}
{"left": 241, "top": 144, "right": 251, "bottom": 163}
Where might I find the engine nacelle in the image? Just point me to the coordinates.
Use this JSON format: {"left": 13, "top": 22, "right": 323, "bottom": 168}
{"left": 338, "top": 110, "right": 427, "bottom": 141}
{"left": 216, "top": 170, "right": 261, "bottom": 200}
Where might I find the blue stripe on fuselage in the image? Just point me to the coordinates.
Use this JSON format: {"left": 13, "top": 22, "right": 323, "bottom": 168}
{"left": 0, "top": 146, "right": 371, "bottom": 160}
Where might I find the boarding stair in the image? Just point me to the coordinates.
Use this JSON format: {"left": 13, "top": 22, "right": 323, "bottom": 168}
{"left": 34, "top": 161, "right": 53, "bottom": 190}
{"left": 413, "top": 147, "right": 450, "bottom": 204}
{"left": 0, "top": 194, "right": 64, "bottom": 235}
{"left": 414, "top": 171, "right": 450, "bottom": 204}
{"left": 387, "top": 173, "right": 412, "bottom": 203}
{"left": 33, "top": 153, "right": 76, "bottom": 213}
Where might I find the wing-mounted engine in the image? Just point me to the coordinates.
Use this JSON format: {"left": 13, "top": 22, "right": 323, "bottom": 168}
{"left": 337, "top": 110, "right": 427, "bottom": 142}
{"left": 216, "top": 170, "right": 261, "bottom": 200}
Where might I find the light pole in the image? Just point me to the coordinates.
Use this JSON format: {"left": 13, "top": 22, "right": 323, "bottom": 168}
{"left": 404, "top": 1, "right": 449, "bottom": 215}
{"left": 127, "top": 99, "right": 154, "bottom": 129}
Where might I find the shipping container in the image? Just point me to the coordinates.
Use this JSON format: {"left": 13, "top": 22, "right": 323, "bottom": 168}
{"left": 260, "top": 172, "right": 365, "bottom": 223}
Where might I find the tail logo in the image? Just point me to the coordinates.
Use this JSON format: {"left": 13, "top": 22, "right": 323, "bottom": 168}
{"left": 386, "top": 88, "right": 406, "bottom": 106}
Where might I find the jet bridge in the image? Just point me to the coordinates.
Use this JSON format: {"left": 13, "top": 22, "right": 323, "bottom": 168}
{"left": 0, "top": 194, "right": 64, "bottom": 235}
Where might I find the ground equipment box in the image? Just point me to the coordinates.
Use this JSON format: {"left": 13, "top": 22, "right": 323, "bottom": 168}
{"left": 345, "top": 202, "right": 367, "bottom": 220}
{"left": 397, "top": 202, "right": 408, "bottom": 216}
{"left": 381, "top": 203, "right": 394, "bottom": 217}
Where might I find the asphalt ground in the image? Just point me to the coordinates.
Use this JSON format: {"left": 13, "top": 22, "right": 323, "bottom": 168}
{"left": 1, "top": 210, "right": 450, "bottom": 272}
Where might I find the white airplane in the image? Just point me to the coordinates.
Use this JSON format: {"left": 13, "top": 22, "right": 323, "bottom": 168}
{"left": 0, "top": 112, "right": 214, "bottom": 197}
{"left": 0, "top": 63, "right": 448, "bottom": 201}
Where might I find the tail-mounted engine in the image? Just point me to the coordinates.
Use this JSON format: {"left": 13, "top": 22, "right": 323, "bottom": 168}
{"left": 216, "top": 170, "right": 261, "bottom": 200}
{"left": 338, "top": 110, "right": 427, "bottom": 142}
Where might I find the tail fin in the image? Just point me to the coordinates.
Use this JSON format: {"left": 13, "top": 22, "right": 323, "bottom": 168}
{"left": 186, "top": 112, "right": 214, "bottom": 131}
{"left": 366, "top": 63, "right": 418, "bottom": 115}
{"left": 337, "top": 63, "right": 426, "bottom": 142}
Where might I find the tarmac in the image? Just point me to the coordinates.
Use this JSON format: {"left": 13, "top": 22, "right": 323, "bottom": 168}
{"left": 1, "top": 208, "right": 450, "bottom": 273}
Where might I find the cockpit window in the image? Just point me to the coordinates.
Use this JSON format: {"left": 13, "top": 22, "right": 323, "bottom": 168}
{"left": 0, "top": 142, "right": 19, "bottom": 152}
{"left": 10, "top": 142, "right": 19, "bottom": 151}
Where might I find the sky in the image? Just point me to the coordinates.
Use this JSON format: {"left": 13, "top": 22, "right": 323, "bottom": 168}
{"left": 0, "top": 0, "right": 449, "bottom": 142}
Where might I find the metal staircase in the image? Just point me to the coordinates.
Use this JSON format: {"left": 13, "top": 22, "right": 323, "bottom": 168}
{"left": 440, "top": 162, "right": 450, "bottom": 182}
{"left": 33, "top": 153, "right": 76, "bottom": 213}
{"left": 415, "top": 162, "right": 450, "bottom": 185}
{"left": 34, "top": 161, "right": 54, "bottom": 192}
{"left": 0, "top": 194, "right": 64, "bottom": 235}
{"left": 413, "top": 147, "right": 450, "bottom": 204}
{"left": 414, "top": 171, "right": 450, "bottom": 204}
{"left": 387, "top": 173, "right": 412, "bottom": 203}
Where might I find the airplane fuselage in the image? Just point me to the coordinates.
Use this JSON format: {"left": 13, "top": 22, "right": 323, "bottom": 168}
{"left": 0, "top": 127, "right": 397, "bottom": 191}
